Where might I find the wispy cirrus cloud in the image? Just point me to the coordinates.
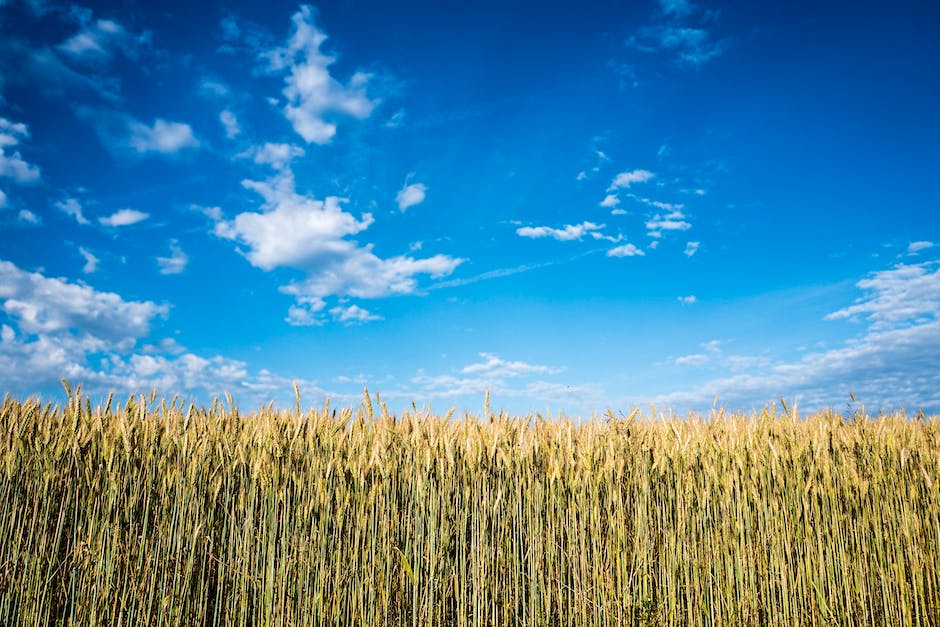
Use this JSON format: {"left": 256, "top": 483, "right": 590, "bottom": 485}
{"left": 657, "top": 262, "right": 940, "bottom": 413}
{"left": 57, "top": 7, "right": 151, "bottom": 64}
{"left": 55, "top": 198, "right": 89, "bottom": 225}
{"left": 78, "top": 247, "right": 99, "bottom": 273}
{"left": 626, "top": 0, "right": 727, "bottom": 68}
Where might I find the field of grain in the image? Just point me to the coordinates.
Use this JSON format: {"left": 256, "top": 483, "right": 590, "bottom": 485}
{"left": 1, "top": 388, "right": 938, "bottom": 626}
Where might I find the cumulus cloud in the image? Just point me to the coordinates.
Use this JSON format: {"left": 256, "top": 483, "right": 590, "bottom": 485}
{"left": 219, "top": 110, "right": 241, "bottom": 138}
{"left": 600, "top": 194, "right": 620, "bottom": 208}
{"left": 99, "top": 208, "right": 148, "bottom": 227}
{"left": 678, "top": 295, "right": 697, "bottom": 305}
{"left": 240, "top": 143, "right": 305, "bottom": 170}
{"left": 82, "top": 109, "right": 200, "bottom": 156}
{"left": 156, "top": 240, "right": 188, "bottom": 274}
{"left": 607, "top": 243, "right": 645, "bottom": 257}
{"left": 285, "top": 303, "right": 325, "bottom": 327}
{"left": 684, "top": 241, "right": 700, "bottom": 257}
{"left": 330, "top": 304, "right": 382, "bottom": 324}
{"left": 78, "top": 247, "right": 99, "bottom": 273}
{"left": 129, "top": 118, "right": 199, "bottom": 154}
{"left": 55, "top": 198, "right": 89, "bottom": 225}
{"left": 517, "top": 221, "right": 604, "bottom": 241}
{"left": 215, "top": 170, "right": 463, "bottom": 314}
{"left": 0, "top": 259, "right": 326, "bottom": 404}
{"left": 264, "top": 5, "right": 376, "bottom": 144}
{"left": 0, "top": 260, "right": 166, "bottom": 340}
{"left": 608, "top": 169, "right": 654, "bottom": 191}
{"left": 396, "top": 182, "right": 427, "bottom": 211}
{"left": 0, "top": 117, "right": 41, "bottom": 184}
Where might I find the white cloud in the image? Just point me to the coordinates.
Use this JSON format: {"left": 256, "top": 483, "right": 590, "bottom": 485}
{"left": 200, "top": 78, "right": 230, "bottom": 98}
{"left": 285, "top": 303, "right": 325, "bottom": 327}
{"left": 675, "top": 353, "right": 708, "bottom": 366}
{"left": 607, "top": 243, "right": 645, "bottom": 257}
{"left": 461, "top": 352, "right": 559, "bottom": 378}
{"left": 0, "top": 259, "right": 327, "bottom": 405}
{"left": 908, "top": 241, "right": 934, "bottom": 255}
{"left": 646, "top": 210, "right": 691, "bottom": 238}
{"left": 678, "top": 295, "right": 697, "bottom": 305}
{"left": 398, "top": 353, "right": 600, "bottom": 413}
{"left": 78, "top": 247, "right": 99, "bottom": 273}
{"left": 193, "top": 204, "right": 223, "bottom": 221}
{"left": 684, "top": 241, "right": 700, "bottom": 257}
{"left": 0, "top": 117, "right": 41, "bottom": 184}
{"left": 0, "top": 190, "right": 6, "bottom": 208}
{"left": 576, "top": 171, "right": 587, "bottom": 181}
{"left": 632, "top": 196, "right": 684, "bottom": 212}
{"left": 659, "top": 0, "right": 694, "bottom": 17}
{"left": 517, "top": 221, "right": 604, "bottom": 241}
{"left": 825, "top": 262, "right": 940, "bottom": 330}
{"left": 611, "top": 208, "right": 627, "bottom": 216}
{"left": 216, "top": 170, "right": 463, "bottom": 311}
{"left": 330, "top": 304, "right": 382, "bottom": 324}
{"left": 240, "top": 143, "right": 305, "bottom": 170}
{"left": 265, "top": 6, "right": 376, "bottom": 144}
{"left": 55, "top": 198, "right": 89, "bottom": 225}
{"left": 99, "top": 208, "right": 148, "bottom": 227}
{"left": 396, "top": 182, "right": 427, "bottom": 211}
{"left": 56, "top": 9, "right": 150, "bottom": 64}
{"left": 0, "top": 259, "right": 166, "bottom": 340}
{"left": 219, "top": 110, "right": 241, "bottom": 138}
{"left": 656, "top": 263, "right": 940, "bottom": 412}
{"left": 18, "top": 210, "right": 40, "bottom": 224}
{"left": 608, "top": 169, "right": 654, "bottom": 191}
{"left": 129, "top": 118, "right": 199, "bottom": 154}
{"left": 600, "top": 194, "right": 620, "bottom": 208}
{"left": 630, "top": 26, "right": 725, "bottom": 67}
{"left": 157, "top": 240, "right": 188, "bottom": 275}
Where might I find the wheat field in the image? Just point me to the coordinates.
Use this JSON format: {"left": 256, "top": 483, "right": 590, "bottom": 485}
{"left": 0, "top": 387, "right": 938, "bottom": 626}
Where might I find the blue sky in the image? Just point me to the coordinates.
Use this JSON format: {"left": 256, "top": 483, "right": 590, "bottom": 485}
{"left": 1, "top": 0, "right": 938, "bottom": 416}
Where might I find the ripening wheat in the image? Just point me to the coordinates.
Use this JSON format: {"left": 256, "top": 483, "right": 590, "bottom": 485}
{"left": 0, "top": 388, "right": 938, "bottom": 626}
